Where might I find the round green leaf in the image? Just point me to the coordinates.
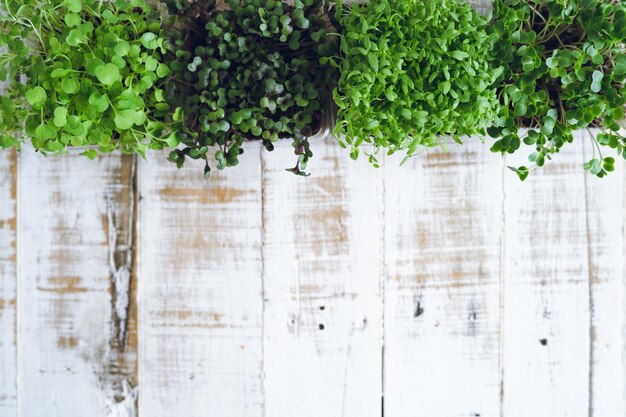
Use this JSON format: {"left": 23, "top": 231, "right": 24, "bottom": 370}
{"left": 35, "top": 124, "right": 57, "bottom": 140}
{"left": 63, "top": 0, "right": 81, "bottom": 13}
{"left": 114, "top": 109, "right": 144, "bottom": 130}
{"left": 64, "top": 13, "right": 81, "bottom": 27}
{"left": 61, "top": 77, "right": 80, "bottom": 94}
{"left": 140, "top": 32, "right": 158, "bottom": 49}
{"left": 114, "top": 41, "right": 131, "bottom": 57}
{"left": 95, "top": 64, "right": 120, "bottom": 86}
{"left": 156, "top": 64, "right": 170, "bottom": 78}
{"left": 591, "top": 70, "right": 603, "bottom": 93}
{"left": 614, "top": 54, "right": 626, "bottom": 76}
{"left": 88, "top": 92, "right": 110, "bottom": 112}
{"left": 53, "top": 107, "right": 68, "bottom": 127}
{"left": 25, "top": 87, "right": 47, "bottom": 109}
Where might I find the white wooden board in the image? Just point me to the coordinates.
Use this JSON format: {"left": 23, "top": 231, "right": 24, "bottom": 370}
{"left": 262, "top": 140, "right": 384, "bottom": 417}
{"left": 582, "top": 133, "right": 625, "bottom": 417}
{"left": 501, "top": 138, "right": 590, "bottom": 416}
{"left": 1, "top": 134, "right": 625, "bottom": 417}
{"left": 0, "top": 149, "right": 17, "bottom": 416}
{"left": 18, "top": 152, "right": 137, "bottom": 417}
{"left": 384, "top": 141, "right": 504, "bottom": 417}
{"left": 139, "top": 150, "right": 264, "bottom": 417}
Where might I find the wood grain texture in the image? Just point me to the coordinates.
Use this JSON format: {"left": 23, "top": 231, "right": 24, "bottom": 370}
{"left": 383, "top": 142, "right": 504, "bottom": 417}
{"left": 582, "top": 132, "right": 625, "bottom": 417}
{"left": 5, "top": 130, "right": 626, "bottom": 417}
{"left": 502, "top": 138, "right": 590, "bottom": 417}
{"left": 0, "top": 149, "right": 18, "bottom": 416}
{"left": 18, "top": 152, "right": 138, "bottom": 417}
{"left": 262, "top": 141, "right": 384, "bottom": 417}
{"left": 138, "top": 150, "right": 264, "bottom": 417}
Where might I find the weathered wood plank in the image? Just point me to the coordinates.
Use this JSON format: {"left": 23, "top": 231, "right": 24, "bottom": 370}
{"left": 262, "top": 141, "right": 383, "bottom": 417}
{"left": 582, "top": 132, "right": 625, "bottom": 417}
{"left": 0, "top": 149, "right": 18, "bottom": 415}
{"left": 502, "top": 138, "right": 590, "bottom": 416}
{"left": 138, "top": 150, "right": 264, "bottom": 417}
{"left": 18, "top": 152, "right": 138, "bottom": 417}
{"left": 384, "top": 142, "right": 503, "bottom": 417}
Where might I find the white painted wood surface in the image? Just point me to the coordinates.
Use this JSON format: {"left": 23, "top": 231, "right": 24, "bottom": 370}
{"left": 0, "top": 149, "right": 17, "bottom": 415}
{"left": 17, "top": 152, "right": 137, "bottom": 417}
{"left": 384, "top": 144, "right": 503, "bottom": 417}
{"left": 0, "top": 133, "right": 625, "bottom": 417}
{"left": 502, "top": 140, "right": 591, "bottom": 416}
{"left": 582, "top": 134, "right": 625, "bottom": 417}
{"left": 139, "top": 149, "right": 264, "bottom": 417}
{"left": 262, "top": 143, "right": 383, "bottom": 417}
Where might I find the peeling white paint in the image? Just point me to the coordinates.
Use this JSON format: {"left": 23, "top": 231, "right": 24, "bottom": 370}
{"left": 106, "top": 160, "right": 136, "bottom": 343}
{"left": 5, "top": 134, "right": 626, "bottom": 417}
{"left": 105, "top": 381, "right": 137, "bottom": 417}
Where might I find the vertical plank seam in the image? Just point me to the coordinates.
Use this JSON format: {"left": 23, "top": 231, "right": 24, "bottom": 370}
{"left": 102, "top": 155, "right": 139, "bottom": 415}
{"left": 137, "top": 155, "right": 144, "bottom": 417}
{"left": 131, "top": 154, "right": 140, "bottom": 415}
{"left": 499, "top": 153, "right": 506, "bottom": 417}
{"left": 15, "top": 150, "right": 21, "bottom": 417}
{"left": 622, "top": 151, "right": 626, "bottom": 415}
{"left": 107, "top": 157, "right": 136, "bottom": 345}
{"left": 260, "top": 145, "right": 267, "bottom": 417}
{"left": 380, "top": 155, "right": 386, "bottom": 417}
{"left": 583, "top": 137, "right": 594, "bottom": 417}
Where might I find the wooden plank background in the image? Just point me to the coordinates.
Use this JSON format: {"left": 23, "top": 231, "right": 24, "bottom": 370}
{"left": 1, "top": 2, "right": 625, "bottom": 415}
{"left": 0, "top": 134, "right": 625, "bottom": 417}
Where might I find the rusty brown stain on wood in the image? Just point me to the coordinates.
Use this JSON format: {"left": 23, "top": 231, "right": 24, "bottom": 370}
{"left": 151, "top": 309, "right": 226, "bottom": 329}
{"left": 123, "top": 175, "right": 139, "bottom": 385}
{"left": 5, "top": 149, "right": 18, "bottom": 264}
{"left": 158, "top": 187, "right": 253, "bottom": 204}
{"left": 38, "top": 276, "right": 90, "bottom": 293}
{"left": 56, "top": 336, "right": 78, "bottom": 349}
{"left": 100, "top": 213, "right": 109, "bottom": 245}
{"left": 0, "top": 298, "right": 15, "bottom": 310}
{"left": 157, "top": 322, "right": 227, "bottom": 329}
{"left": 297, "top": 283, "right": 323, "bottom": 294}
{"left": 153, "top": 310, "right": 223, "bottom": 322}
{"left": 299, "top": 174, "right": 350, "bottom": 256}
{"left": 321, "top": 154, "right": 341, "bottom": 170}
{"left": 406, "top": 254, "right": 489, "bottom": 288}
{"left": 105, "top": 155, "right": 138, "bottom": 388}
{"left": 423, "top": 150, "right": 460, "bottom": 170}
{"left": 417, "top": 227, "right": 428, "bottom": 251}
{"left": 171, "top": 233, "right": 249, "bottom": 252}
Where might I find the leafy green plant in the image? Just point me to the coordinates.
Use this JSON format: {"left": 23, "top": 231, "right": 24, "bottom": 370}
{"left": 0, "top": 0, "right": 177, "bottom": 157}
{"left": 165, "top": 0, "right": 336, "bottom": 177}
{"left": 329, "top": 0, "right": 502, "bottom": 166}
{"left": 489, "top": 0, "right": 626, "bottom": 180}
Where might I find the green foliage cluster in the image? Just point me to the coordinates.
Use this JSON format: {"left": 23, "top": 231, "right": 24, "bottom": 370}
{"left": 489, "top": 0, "right": 626, "bottom": 180}
{"left": 1, "top": 0, "right": 625, "bottom": 181}
{"left": 165, "top": 0, "right": 336, "bottom": 177}
{"left": 329, "top": 0, "right": 502, "bottom": 166}
{"left": 0, "top": 0, "right": 176, "bottom": 157}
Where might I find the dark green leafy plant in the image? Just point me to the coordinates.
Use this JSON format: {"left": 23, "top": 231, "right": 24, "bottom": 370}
{"left": 489, "top": 0, "right": 626, "bottom": 180}
{"left": 0, "top": 0, "right": 177, "bottom": 157}
{"left": 330, "top": 0, "right": 502, "bottom": 166}
{"left": 165, "top": 0, "right": 336, "bottom": 177}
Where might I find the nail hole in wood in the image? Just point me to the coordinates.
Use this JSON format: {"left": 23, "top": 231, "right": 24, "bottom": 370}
{"left": 414, "top": 302, "right": 424, "bottom": 318}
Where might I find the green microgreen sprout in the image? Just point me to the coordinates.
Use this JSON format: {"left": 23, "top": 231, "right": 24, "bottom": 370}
{"left": 329, "top": 0, "right": 502, "bottom": 167}
{"left": 164, "top": 0, "right": 337, "bottom": 178}
{"left": 489, "top": 0, "right": 626, "bottom": 180}
{"left": 0, "top": 0, "right": 179, "bottom": 157}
